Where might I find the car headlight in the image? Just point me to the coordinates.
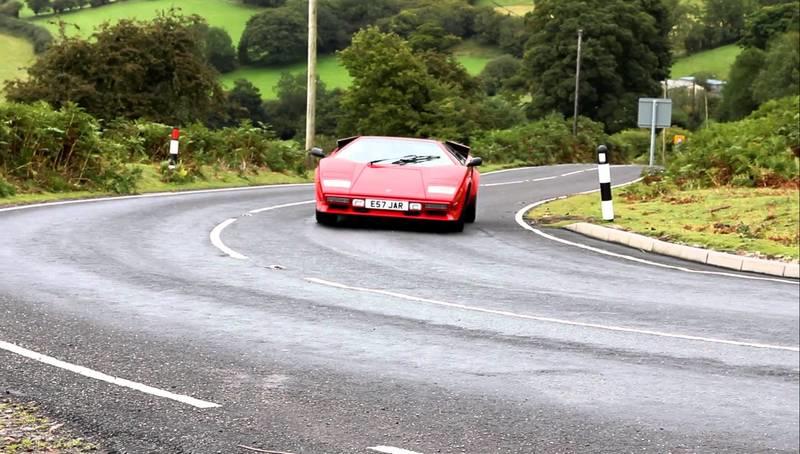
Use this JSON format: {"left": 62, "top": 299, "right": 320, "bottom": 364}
{"left": 323, "top": 179, "right": 351, "bottom": 188}
{"left": 427, "top": 186, "right": 457, "bottom": 195}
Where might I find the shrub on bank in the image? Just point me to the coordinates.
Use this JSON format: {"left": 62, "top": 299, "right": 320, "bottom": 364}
{"left": 471, "top": 114, "right": 607, "bottom": 165}
{"left": 667, "top": 96, "right": 800, "bottom": 188}
{"left": 0, "top": 102, "right": 306, "bottom": 196}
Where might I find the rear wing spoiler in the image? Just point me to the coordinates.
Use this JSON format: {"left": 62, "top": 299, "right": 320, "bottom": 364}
{"left": 445, "top": 140, "right": 470, "bottom": 160}
{"left": 336, "top": 136, "right": 360, "bottom": 149}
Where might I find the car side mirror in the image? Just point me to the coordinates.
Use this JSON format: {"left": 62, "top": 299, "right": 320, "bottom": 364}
{"left": 309, "top": 147, "right": 326, "bottom": 158}
{"left": 467, "top": 157, "right": 482, "bottom": 167}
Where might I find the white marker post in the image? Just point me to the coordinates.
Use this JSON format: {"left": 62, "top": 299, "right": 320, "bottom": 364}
{"left": 597, "top": 144, "right": 613, "bottom": 221}
{"left": 168, "top": 128, "right": 180, "bottom": 170}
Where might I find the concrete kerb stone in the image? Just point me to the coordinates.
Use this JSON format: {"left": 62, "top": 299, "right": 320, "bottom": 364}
{"left": 563, "top": 222, "right": 797, "bottom": 279}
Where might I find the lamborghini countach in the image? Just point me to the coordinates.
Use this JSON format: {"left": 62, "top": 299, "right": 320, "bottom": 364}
{"left": 309, "top": 136, "right": 482, "bottom": 232}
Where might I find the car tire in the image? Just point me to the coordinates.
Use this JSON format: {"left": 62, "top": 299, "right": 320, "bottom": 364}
{"left": 463, "top": 196, "right": 477, "bottom": 223}
{"left": 315, "top": 210, "right": 337, "bottom": 226}
{"left": 449, "top": 218, "right": 465, "bottom": 233}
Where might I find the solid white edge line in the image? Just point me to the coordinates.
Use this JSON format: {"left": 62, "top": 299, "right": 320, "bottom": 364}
{"left": 515, "top": 179, "right": 798, "bottom": 285}
{"left": 305, "top": 278, "right": 799, "bottom": 352}
{"left": 210, "top": 218, "right": 248, "bottom": 260}
{"left": 0, "top": 340, "right": 220, "bottom": 409}
{"left": 367, "top": 446, "right": 424, "bottom": 454}
{"left": 0, "top": 183, "right": 315, "bottom": 214}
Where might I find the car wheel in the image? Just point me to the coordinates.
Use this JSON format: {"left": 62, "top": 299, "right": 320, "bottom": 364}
{"left": 464, "top": 196, "right": 477, "bottom": 223}
{"left": 315, "top": 210, "right": 337, "bottom": 226}
{"left": 449, "top": 218, "right": 465, "bottom": 233}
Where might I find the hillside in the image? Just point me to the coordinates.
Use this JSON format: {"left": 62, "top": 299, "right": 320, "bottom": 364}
{"left": 0, "top": 34, "right": 34, "bottom": 99}
{"left": 670, "top": 44, "right": 742, "bottom": 80}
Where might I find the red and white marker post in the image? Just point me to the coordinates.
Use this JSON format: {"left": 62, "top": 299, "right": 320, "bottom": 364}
{"left": 168, "top": 128, "right": 180, "bottom": 170}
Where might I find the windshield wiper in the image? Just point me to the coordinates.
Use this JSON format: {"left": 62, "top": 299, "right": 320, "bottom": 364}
{"left": 391, "top": 155, "right": 441, "bottom": 165}
{"left": 369, "top": 154, "right": 414, "bottom": 165}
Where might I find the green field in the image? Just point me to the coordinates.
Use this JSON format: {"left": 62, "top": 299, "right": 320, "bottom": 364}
{"left": 29, "top": 0, "right": 263, "bottom": 41}
{"left": 0, "top": 34, "right": 34, "bottom": 98}
{"left": 223, "top": 48, "right": 495, "bottom": 99}
{"left": 671, "top": 44, "right": 741, "bottom": 80}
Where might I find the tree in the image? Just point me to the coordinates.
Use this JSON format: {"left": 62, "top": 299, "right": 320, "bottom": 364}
{"left": 717, "top": 47, "right": 766, "bottom": 121}
{"left": 702, "top": 0, "right": 757, "bottom": 46}
{"left": 263, "top": 72, "right": 341, "bottom": 139}
{"left": 522, "top": 0, "right": 673, "bottom": 132}
{"left": 5, "top": 13, "right": 223, "bottom": 125}
{"left": 205, "top": 26, "right": 237, "bottom": 73}
{"left": 25, "top": 0, "right": 51, "bottom": 15}
{"left": 238, "top": 6, "right": 305, "bottom": 65}
{"left": 337, "top": 27, "right": 439, "bottom": 136}
{"left": 741, "top": 1, "right": 800, "bottom": 49}
{"left": 478, "top": 54, "right": 522, "bottom": 96}
{"left": 408, "top": 22, "right": 461, "bottom": 52}
{"left": 752, "top": 32, "right": 800, "bottom": 104}
{"left": 0, "top": 0, "right": 23, "bottom": 17}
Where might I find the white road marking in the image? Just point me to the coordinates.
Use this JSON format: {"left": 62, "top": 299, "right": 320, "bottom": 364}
{"left": 210, "top": 218, "right": 248, "bottom": 260}
{"left": 248, "top": 200, "right": 315, "bottom": 214}
{"left": 531, "top": 176, "right": 558, "bottom": 182}
{"left": 367, "top": 446, "right": 424, "bottom": 454}
{"left": 560, "top": 169, "right": 588, "bottom": 177}
{"left": 210, "top": 200, "right": 315, "bottom": 260}
{"left": 0, "top": 340, "right": 221, "bottom": 408}
{"left": 0, "top": 183, "right": 314, "bottom": 213}
{"left": 481, "top": 179, "right": 528, "bottom": 187}
{"left": 516, "top": 197, "right": 798, "bottom": 285}
{"left": 305, "top": 278, "right": 799, "bottom": 352}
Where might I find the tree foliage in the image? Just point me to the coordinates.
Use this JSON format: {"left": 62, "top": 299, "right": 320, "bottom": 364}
{"left": 238, "top": 5, "right": 306, "bottom": 65}
{"left": 752, "top": 32, "right": 800, "bottom": 104}
{"left": 4, "top": 12, "right": 223, "bottom": 125}
{"left": 204, "top": 26, "right": 237, "bottom": 73}
{"left": 523, "top": 0, "right": 672, "bottom": 132}
{"left": 741, "top": 1, "right": 800, "bottom": 49}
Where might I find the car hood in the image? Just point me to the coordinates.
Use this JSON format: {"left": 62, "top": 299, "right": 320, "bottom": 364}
{"left": 319, "top": 158, "right": 468, "bottom": 200}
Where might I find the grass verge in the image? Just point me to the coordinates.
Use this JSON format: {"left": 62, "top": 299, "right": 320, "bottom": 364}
{"left": 0, "top": 398, "right": 97, "bottom": 453}
{"left": 671, "top": 44, "right": 742, "bottom": 80}
{"left": 0, "top": 165, "right": 311, "bottom": 207}
{"left": 528, "top": 184, "right": 800, "bottom": 261}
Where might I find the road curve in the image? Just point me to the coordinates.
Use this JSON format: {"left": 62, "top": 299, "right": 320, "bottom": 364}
{"left": 1, "top": 164, "right": 797, "bottom": 453}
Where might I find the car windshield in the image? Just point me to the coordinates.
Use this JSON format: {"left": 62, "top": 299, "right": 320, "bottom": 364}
{"left": 335, "top": 138, "right": 454, "bottom": 167}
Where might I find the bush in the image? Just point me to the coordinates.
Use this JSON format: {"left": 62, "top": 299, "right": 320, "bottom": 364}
{"left": 608, "top": 129, "right": 652, "bottom": 163}
{"left": 0, "top": 173, "right": 16, "bottom": 197}
{"left": 0, "top": 14, "right": 52, "bottom": 53}
{"left": 471, "top": 114, "right": 607, "bottom": 165}
{"left": 667, "top": 96, "right": 799, "bottom": 188}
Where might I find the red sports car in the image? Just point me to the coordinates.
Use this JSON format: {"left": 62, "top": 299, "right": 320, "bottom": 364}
{"left": 310, "top": 136, "right": 482, "bottom": 232}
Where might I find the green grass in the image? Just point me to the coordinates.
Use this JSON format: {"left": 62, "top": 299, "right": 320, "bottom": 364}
{"left": 0, "top": 33, "right": 34, "bottom": 98}
{"left": 28, "top": 0, "right": 264, "bottom": 41}
{"left": 223, "top": 49, "right": 495, "bottom": 99}
{"left": 0, "top": 165, "right": 310, "bottom": 207}
{"left": 671, "top": 44, "right": 742, "bottom": 80}
{"left": 528, "top": 185, "right": 800, "bottom": 261}
{"left": 221, "top": 55, "right": 352, "bottom": 99}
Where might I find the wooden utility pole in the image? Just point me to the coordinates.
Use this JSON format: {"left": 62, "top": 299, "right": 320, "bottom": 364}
{"left": 304, "top": 0, "right": 318, "bottom": 151}
{"left": 572, "top": 29, "right": 583, "bottom": 136}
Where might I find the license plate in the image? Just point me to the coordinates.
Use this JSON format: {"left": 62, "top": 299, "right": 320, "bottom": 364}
{"left": 366, "top": 199, "right": 408, "bottom": 211}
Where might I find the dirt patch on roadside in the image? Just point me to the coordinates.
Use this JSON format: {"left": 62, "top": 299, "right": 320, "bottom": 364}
{"left": 1, "top": 397, "right": 100, "bottom": 453}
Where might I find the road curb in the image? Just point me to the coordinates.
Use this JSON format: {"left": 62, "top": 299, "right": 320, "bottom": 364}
{"left": 563, "top": 222, "right": 800, "bottom": 279}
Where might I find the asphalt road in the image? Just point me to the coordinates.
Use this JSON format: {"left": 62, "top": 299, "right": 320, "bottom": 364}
{"left": 1, "top": 164, "right": 798, "bottom": 454}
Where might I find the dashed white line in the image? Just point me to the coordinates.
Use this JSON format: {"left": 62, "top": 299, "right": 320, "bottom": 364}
{"left": 481, "top": 179, "right": 528, "bottom": 187}
{"left": 305, "top": 277, "right": 799, "bottom": 352}
{"left": 531, "top": 176, "right": 558, "bottom": 182}
{"left": 210, "top": 218, "right": 248, "bottom": 260}
{"left": 0, "top": 340, "right": 221, "bottom": 409}
{"left": 249, "top": 200, "right": 315, "bottom": 214}
{"left": 367, "top": 446, "right": 424, "bottom": 454}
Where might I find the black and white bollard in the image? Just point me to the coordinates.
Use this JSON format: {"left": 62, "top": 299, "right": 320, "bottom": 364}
{"left": 168, "top": 128, "right": 180, "bottom": 170}
{"left": 597, "top": 144, "right": 614, "bottom": 221}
